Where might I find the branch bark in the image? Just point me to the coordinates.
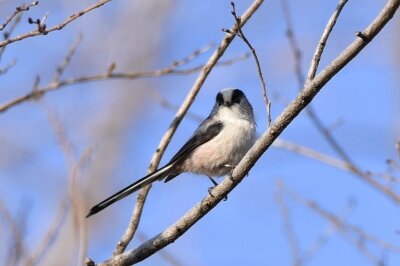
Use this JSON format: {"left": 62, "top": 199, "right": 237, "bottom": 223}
{"left": 99, "top": 0, "right": 400, "bottom": 265}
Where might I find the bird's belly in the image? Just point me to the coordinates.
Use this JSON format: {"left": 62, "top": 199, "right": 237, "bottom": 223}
{"left": 184, "top": 119, "right": 255, "bottom": 177}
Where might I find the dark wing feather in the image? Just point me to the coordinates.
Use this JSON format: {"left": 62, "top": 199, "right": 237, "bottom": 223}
{"left": 164, "top": 119, "right": 223, "bottom": 183}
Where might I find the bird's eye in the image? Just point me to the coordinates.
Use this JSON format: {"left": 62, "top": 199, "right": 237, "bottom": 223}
{"left": 216, "top": 93, "right": 224, "bottom": 106}
{"left": 231, "top": 89, "right": 244, "bottom": 104}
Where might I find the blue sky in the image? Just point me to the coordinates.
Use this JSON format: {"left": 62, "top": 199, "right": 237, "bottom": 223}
{"left": 0, "top": 0, "right": 399, "bottom": 265}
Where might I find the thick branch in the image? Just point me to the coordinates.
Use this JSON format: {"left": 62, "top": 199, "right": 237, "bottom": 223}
{"left": 99, "top": 0, "right": 400, "bottom": 265}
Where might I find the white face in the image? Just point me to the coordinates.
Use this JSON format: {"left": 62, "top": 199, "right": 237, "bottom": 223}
{"left": 215, "top": 88, "right": 254, "bottom": 122}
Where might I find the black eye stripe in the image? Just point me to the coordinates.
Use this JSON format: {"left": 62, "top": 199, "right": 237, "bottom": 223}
{"left": 231, "top": 89, "right": 244, "bottom": 103}
{"left": 216, "top": 92, "right": 224, "bottom": 105}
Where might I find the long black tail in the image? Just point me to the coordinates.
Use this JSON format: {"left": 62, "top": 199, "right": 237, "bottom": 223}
{"left": 86, "top": 164, "right": 174, "bottom": 218}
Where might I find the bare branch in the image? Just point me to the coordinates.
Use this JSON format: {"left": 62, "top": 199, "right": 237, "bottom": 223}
{"left": 53, "top": 33, "right": 82, "bottom": 82}
{"left": 109, "top": 0, "right": 266, "bottom": 259}
{"left": 275, "top": 180, "right": 353, "bottom": 265}
{"left": 275, "top": 181, "right": 301, "bottom": 266}
{"left": 273, "top": 138, "right": 353, "bottom": 171}
{"left": 98, "top": 1, "right": 400, "bottom": 264}
{"left": 306, "top": 0, "right": 349, "bottom": 82}
{"left": 273, "top": 139, "right": 400, "bottom": 202}
{"left": 0, "top": 1, "right": 39, "bottom": 31}
{"left": 0, "top": 58, "right": 16, "bottom": 75}
{"left": 25, "top": 198, "right": 70, "bottom": 266}
{"left": 0, "top": 46, "right": 247, "bottom": 114}
{"left": 0, "top": 11, "right": 23, "bottom": 61}
{"left": 301, "top": 199, "right": 354, "bottom": 263}
{"left": 0, "top": 199, "right": 27, "bottom": 265}
{"left": 151, "top": 89, "right": 203, "bottom": 123}
{"left": 286, "top": 187, "right": 400, "bottom": 255}
{"left": 0, "top": 0, "right": 111, "bottom": 48}
{"left": 223, "top": 1, "right": 271, "bottom": 126}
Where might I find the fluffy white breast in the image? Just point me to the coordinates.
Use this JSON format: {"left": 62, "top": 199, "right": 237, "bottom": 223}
{"left": 185, "top": 107, "right": 256, "bottom": 177}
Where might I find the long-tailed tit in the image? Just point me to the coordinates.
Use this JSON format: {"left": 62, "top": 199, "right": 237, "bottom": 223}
{"left": 86, "top": 88, "right": 256, "bottom": 217}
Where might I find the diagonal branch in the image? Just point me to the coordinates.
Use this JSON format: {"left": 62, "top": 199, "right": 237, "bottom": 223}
{"left": 98, "top": 0, "right": 400, "bottom": 265}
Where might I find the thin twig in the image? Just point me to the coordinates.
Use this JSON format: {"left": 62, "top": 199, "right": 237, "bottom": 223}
{"left": 306, "top": 0, "right": 349, "bottom": 82}
{"left": 151, "top": 89, "right": 204, "bottom": 122}
{"left": 0, "top": 0, "right": 111, "bottom": 48}
{"left": 223, "top": 1, "right": 271, "bottom": 126}
{"left": 0, "top": 58, "right": 16, "bottom": 75}
{"left": 53, "top": 33, "right": 82, "bottom": 82}
{"left": 0, "top": 199, "right": 27, "bottom": 265}
{"left": 273, "top": 138, "right": 353, "bottom": 171}
{"left": 0, "top": 1, "right": 39, "bottom": 31}
{"left": 25, "top": 198, "right": 70, "bottom": 266}
{"left": 275, "top": 180, "right": 352, "bottom": 265}
{"left": 0, "top": 48, "right": 248, "bottom": 114}
{"left": 110, "top": 0, "right": 265, "bottom": 258}
{"left": 273, "top": 139, "right": 400, "bottom": 202}
{"left": 280, "top": 182, "right": 389, "bottom": 265}
{"left": 5, "top": 202, "right": 30, "bottom": 266}
{"left": 98, "top": 1, "right": 400, "bottom": 264}
{"left": 275, "top": 180, "right": 301, "bottom": 266}
{"left": 301, "top": 199, "right": 354, "bottom": 264}
{"left": 0, "top": 12, "right": 23, "bottom": 62}
{"left": 285, "top": 187, "right": 400, "bottom": 255}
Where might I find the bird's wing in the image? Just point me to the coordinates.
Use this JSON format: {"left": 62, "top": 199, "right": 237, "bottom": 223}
{"left": 86, "top": 119, "right": 223, "bottom": 217}
{"left": 163, "top": 119, "right": 223, "bottom": 183}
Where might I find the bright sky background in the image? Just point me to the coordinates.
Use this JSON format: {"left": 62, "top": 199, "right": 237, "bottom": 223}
{"left": 0, "top": 0, "right": 399, "bottom": 265}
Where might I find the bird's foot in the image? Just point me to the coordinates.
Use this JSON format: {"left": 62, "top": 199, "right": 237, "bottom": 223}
{"left": 207, "top": 176, "right": 228, "bottom": 201}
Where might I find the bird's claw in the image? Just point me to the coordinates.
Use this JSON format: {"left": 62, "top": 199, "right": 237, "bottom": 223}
{"left": 208, "top": 187, "right": 215, "bottom": 197}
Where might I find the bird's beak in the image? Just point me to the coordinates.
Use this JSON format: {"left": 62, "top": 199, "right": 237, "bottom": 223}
{"left": 224, "top": 101, "right": 232, "bottom": 107}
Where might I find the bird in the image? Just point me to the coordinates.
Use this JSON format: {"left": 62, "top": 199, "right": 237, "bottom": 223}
{"left": 86, "top": 88, "right": 256, "bottom": 218}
